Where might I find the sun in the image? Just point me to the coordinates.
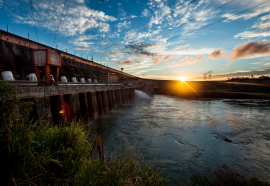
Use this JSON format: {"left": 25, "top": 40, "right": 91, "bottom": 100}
{"left": 178, "top": 76, "right": 188, "bottom": 82}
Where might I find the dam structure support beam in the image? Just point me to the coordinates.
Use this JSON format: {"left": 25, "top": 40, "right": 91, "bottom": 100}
{"left": 131, "top": 88, "right": 135, "bottom": 99}
{"left": 64, "top": 94, "right": 81, "bottom": 120}
{"left": 96, "top": 91, "right": 104, "bottom": 117}
{"left": 87, "top": 92, "right": 99, "bottom": 120}
{"left": 107, "top": 90, "right": 113, "bottom": 111}
{"left": 110, "top": 90, "right": 118, "bottom": 110}
{"left": 79, "top": 93, "right": 91, "bottom": 124}
{"left": 128, "top": 89, "right": 132, "bottom": 100}
{"left": 56, "top": 95, "right": 65, "bottom": 123}
{"left": 125, "top": 89, "right": 129, "bottom": 102}
{"left": 117, "top": 89, "right": 123, "bottom": 106}
{"left": 35, "top": 96, "right": 52, "bottom": 122}
{"left": 101, "top": 91, "right": 110, "bottom": 114}
{"left": 121, "top": 89, "right": 126, "bottom": 104}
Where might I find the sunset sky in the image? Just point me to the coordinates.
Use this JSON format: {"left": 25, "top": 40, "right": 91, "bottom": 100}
{"left": 1, "top": 0, "right": 270, "bottom": 80}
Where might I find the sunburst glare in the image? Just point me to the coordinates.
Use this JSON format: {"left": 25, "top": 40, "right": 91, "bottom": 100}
{"left": 178, "top": 76, "right": 188, "bottom": 82}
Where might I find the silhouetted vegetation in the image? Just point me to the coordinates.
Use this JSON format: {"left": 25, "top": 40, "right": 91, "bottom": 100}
{"left": 227, "top": 75, "right": 270, "bottom": 81}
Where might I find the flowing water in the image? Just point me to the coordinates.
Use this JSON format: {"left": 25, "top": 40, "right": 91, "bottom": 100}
{"left": 94, "top": 91, "right": 270, "bottom": 184}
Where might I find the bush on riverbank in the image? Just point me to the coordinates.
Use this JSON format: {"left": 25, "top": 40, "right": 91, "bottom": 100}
{"left": 0, "top": 81, "right": 169, "bottom": 185}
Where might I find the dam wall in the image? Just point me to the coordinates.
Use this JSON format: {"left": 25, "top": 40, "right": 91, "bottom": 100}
{"left": 9, "top": 81, "right": 139, "bottom": 125}
{"left": 0, "top": 29, "right": 139, "bottom": 83}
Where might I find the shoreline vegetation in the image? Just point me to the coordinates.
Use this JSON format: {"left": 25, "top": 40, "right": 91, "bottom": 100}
{"left": 154, "top": 83, "right": 270, "bottom": 99}
{"left": 154, "top": 90, "right": 270, "bottom": 100}
{"left": 1, "top": 81, "right": 269, "bottom": 185}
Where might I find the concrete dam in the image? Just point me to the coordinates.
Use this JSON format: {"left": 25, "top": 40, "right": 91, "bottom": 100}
{"left": 0, "top": 29, "right": 153, "bottom": 124}
{"left": 2, "top": 29, "right": 269, "bottom": 125}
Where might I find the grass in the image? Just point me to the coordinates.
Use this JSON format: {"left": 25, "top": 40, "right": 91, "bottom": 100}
{"left": 0, "top": 81, "right": 169, "bottom": 185}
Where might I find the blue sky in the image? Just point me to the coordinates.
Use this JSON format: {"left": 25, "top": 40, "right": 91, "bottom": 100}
{"left": 1, "top": 0, "right": 270, "bottom": 80}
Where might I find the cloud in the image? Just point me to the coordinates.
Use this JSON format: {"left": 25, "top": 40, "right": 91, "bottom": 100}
{"left": 130, "top": 15, "right": 137, "bottom": 18}
{"left": 72, "top": 41, "right": 94, "bottom": 48}
{"left": 76, "top": 46, "right": 92, "bottom": 50}
{"left": 174, "top": 44, "right": 189, "bottom": 50}
{"left": 250, "top": 62, "right": 264, "bottom": 64}
{"left": 100, "top": 39, "right": 110, "bottom": 45}
{"left": 235, "top": 13, "right": 270, "bottom": 39}
{"left": 163, "top": 55, "right": 173, "bottom": 61}
{"left": 222, "top": 5, "right": 270, "bottom": 21}
{"left": 124, "top": 31, "right": 137, "bottom": 40}
{"left": 114, "top": 57, "right": 134, "bottom": 65}
{"left": 76, "top": 0, "right": 84, "bottom": 3}
{"left": 180, "top": 55, "right": 204, "bottom": 65}
{"left": 122, "top": 59, "right": 134, "bottom": 65}
{"left": 149, "top": 2, "right": 171, "bottom": 27}
{"left": 98, "top": 22, "right": 110, "bottom": 32}
{"left": 76, "top": 35, "right": 97, "bottom": 41}
{"left": 152, "top": 56, "right": 162, "bottom": 66}
{"left": 123, "top": 42, "right": 157, "bottom": 57}
{"left": 209, "top": 48, "right": 224, "bottom": 60}
{"left": 12, "top": 0, "right": 117, "bottom": 36}
{"left": 230, "top": 41, "right": 270, "bottom": 60}
{"left": 116, "top": 21, "right": 131, "bottom": 32}
{"left": 141, "top": 9, "right": 150, "bottom": 17}
{"left": 235, "top": 31, "right": 270, "bottom": 39}
{"left": 261, "top": 13, "right": 270, "bottom": 21}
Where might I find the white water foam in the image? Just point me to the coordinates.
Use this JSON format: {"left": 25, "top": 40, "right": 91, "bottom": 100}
{"left": 135, "top": 90, "right": 151, "bottom": 99}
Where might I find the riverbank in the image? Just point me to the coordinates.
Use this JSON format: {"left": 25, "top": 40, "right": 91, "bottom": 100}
{"left": 0, "top": 81, "right": 168, "bottom": 185}
{"left": 154, "top": 88, "right": 270, "bottom": 99}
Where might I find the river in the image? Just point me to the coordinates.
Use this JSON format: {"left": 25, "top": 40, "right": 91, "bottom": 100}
{"left": 94, "top": 92, "right": 270, "bottom": 184}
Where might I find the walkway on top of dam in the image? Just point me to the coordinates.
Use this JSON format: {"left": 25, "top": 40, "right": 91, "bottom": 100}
{"left": 5, "top": 80, "right": 142, "bottom": 99}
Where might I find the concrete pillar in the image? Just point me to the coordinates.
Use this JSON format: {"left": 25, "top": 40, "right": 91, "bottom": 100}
{"left": 101, "top": 91, "right": 109, "bottom": 114}
{"left": 49, "top": 95, "right": 64, "bottom": 124}
{"left": 125, "top": 89, "right": 128, "bottom": 102}
{"left": 121, "top": 89, "right": 126, "bottom": 103}
{"left": 96, "top": 91, "right": 104, "bottom": 116}
{"left": 127, "top": 88, "right": 131, "bottom": 100}
{"left": 131, "top": 88, "right": 135, "bottom": 99}
{"left": 110, "top": 90, "right": 118, "bottom": 109}
{"left": 35, "top": 96, "right": 52, "bottom": 122}
{"left": 114, "top": 89, "right": 119, "bottom": 108}
{"left": 87, "top": 92, "right": 99, "bottom": 120}
{"left": 107, "top": 90, "right": 113, "bottom": 111}
{"left": 126, "top": 89, "right": 129, "bottom": 101}
{"left": 56, "top": 95, "right": 65, "bottom": 122}
{"left": 129, "top": 88, "right": 132, "bottom": 100}
{"left": 79, "top": 93, "right": 90, "bottom": 124}
{"left": 65, "top": 94, "right": 81, "bottom": 120}
{"left": 129, "top": 88, "right": 133, "bottom": 99}
{"left": 117, "top": 89, "right": 123, "bottom": 106}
